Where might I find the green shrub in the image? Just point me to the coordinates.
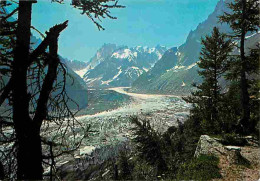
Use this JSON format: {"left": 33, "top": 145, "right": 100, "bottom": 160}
{"left": 176, "top": 155, "right": 222, "bottom": 181}
{"left": 118, "top": 151, "right": 133, "bottom": 180}
{"left": 131, "top": 159, "right": 157, "bottom": 180}
{"left": 130, "top": 117, "right": 167, "bottom": 175}
{"left": 220, "top": 133, "right": 248, "bottom": 146}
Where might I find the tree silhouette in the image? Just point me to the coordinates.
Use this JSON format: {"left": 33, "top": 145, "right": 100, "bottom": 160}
{"left": 219, "top": 0, "right": 259, "bottom": 133}
{"left": 0, "top": 0, "right": 124, "bottom": 179}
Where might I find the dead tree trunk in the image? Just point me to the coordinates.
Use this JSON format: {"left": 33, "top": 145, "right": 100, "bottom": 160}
{"left": 11, "top": 0, "right": 68, "bottom": 179}
{"left": 12, "top": 1, "right": 43, "bottom": 179}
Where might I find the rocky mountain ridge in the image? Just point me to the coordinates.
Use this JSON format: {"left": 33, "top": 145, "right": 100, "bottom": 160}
{"left": 82, "top": 45, "right": 167, "bottom": 87}
{"left": 132, "top": 0, "right": 258, "bottom": 95}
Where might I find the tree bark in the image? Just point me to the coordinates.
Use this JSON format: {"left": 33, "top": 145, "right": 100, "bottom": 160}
{"left": 33, "top": 26, "right": 61, "bottom": 131}
{"left": 240, "top": 0, "right": 250, "bottom": 133}
{"left": 12, "top": 1, "right": 43, "bottom": 179}
{"left": 0, "top": 161, "right": 4, "bottom": 180}
{"left": 213, "top": 54, "right": 218, "bottom": 125}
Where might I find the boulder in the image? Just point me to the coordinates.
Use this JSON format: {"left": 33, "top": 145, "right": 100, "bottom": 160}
{"left": 194, "top": 135, "right": 244, "bottom": 164}
{"left": 194, "top": 135, "right": 226, "bottom": 157}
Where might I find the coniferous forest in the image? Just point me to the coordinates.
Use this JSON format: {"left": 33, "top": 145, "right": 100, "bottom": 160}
{"left": 0, "top": 0, "right": 259, "bottom": 180}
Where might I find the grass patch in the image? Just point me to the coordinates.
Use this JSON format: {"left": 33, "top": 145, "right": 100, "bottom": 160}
{"left": 177, "top": 154, "right": 222, "bottom": 181}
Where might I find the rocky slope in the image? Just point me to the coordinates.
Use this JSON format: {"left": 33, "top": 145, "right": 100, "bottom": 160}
{"left": 58, "top": 56, "right": 88, "bottom": 109}
{"left": 195, "top": 135, "right": 260, "bottom": 181}
{"left": 86, "top": 43, "right": 120, "bottom": 70}
{"left": 64, "top": 59, "right": 87, "bottom": 71}
{"left": 136, "top": 32, "right": 259, "bottom": 95}
{"left": 83, "top": 45, "right": 167, "bottom": 87}
{"left": 68, "top": 44, "right": 121, "bottom": 78}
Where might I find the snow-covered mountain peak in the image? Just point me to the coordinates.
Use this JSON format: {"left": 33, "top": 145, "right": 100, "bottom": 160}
{"left": 110, "top": 45, "right": 167, "bottom": 63}
{"left": 111, "top": 48, "right": 136, "bottom": 61}
{"left": 83, "top": 44, "right": 167, "bottom": 87}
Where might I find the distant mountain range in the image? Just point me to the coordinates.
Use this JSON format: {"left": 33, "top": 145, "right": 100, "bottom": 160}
{"left": 67, "top": 0, "right": 259, "bottom": 95}
{"left": 68, "top": 0, "right": 232, "bottom": 92}
{"left": 132, "top": 0, "right": 241, "bottom": 95}
{"left": 86, "top": 43, "right": 120, "bottom": 70}
{"left": 81, "top": 44, "right": 167, "bottom": 87}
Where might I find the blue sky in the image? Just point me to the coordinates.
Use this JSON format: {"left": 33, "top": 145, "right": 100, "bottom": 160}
{"left": 31, "top": 0, "right": 220, "bottom": 62}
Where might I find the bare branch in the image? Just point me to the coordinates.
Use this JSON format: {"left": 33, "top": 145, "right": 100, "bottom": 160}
{"left": 30, "top": 25, "right": 45, "bottom": 39}
{"left": 29, "top": 20, "right": 68, "bottom": 66}
{"left": 0, "top": 79, "right": 13, "bottom": 106}
{"left": 33, "top": 21, "right": 68, "bottom": 130}
{"left": 1, "top": 7, "right": 18, "bottom": 22}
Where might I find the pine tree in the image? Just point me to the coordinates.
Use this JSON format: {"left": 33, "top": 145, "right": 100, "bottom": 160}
{"left": 185, "top": 27, "right": 233, "bottom": 133}
{"left": 219, "top": 0, "right": 260, "bottom": 133}
{"left": 247, "top": 45, "right": 260, "bottom": 134}
{"left": 130, "top": 117, "right": 167, "bottom": 176}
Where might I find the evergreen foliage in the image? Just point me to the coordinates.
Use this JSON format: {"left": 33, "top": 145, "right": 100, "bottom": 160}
{"left": 184, "top": 27, "right": 233, "bottom": 134}
{"left": 130, "top": 117, "right": 167, "bottom": 176}
{"left": 127, "top": 1, "right": 259, "bottom": 180}
{"left": 219, "top": 0, "right": 260, "bottom": 133}
{"left": 219, "top": 0, "right": 259, "bottom": 36}
{"left": 117, "top": 150, "right": 133, "bottom": 180}
{"left": 130, "top": 116, "right": 202, "bottom": 180}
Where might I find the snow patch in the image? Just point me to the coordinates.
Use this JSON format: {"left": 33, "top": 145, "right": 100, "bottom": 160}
{"left": 136, "top": 46, "right": 142, "bottom": 51}
{"left": 148, "top": 47, "right": 156, "bottom": 53}
{"left": 113, "top": 67, "right": 122, "bottom": 80}
{"left": 131, "top": 66, "right": 140, "bottom": 70}
{"left": 245, "top": 31, "right": 260, "bottom": 39}
{"left": 143, "top": 68, "right": 149, "bottom": 72}
{"left": 75, "top": 67, "right": 88, "bottom": 78}
{"left": 85, "top": 77, "right": 102, "bottom": 84}
{"left": 124, "top": 67, "right": 143, "bottom": 78}
{"left": 156, "top": 50, "right": 163, "bottom": 59}
{"left": 175, "top": 51, "right": 181, "bottom": 56}
{"left": 101, "top": 80, "right": 113, "bottom": 85}
{"left": 186, "top": 63, "right": 197, "bottom": 70}
{"left": 112, "top": 49, "right": 132, "bottom": 59}
{"left": 174, "top": 65, "right": 185, "bottom": 70}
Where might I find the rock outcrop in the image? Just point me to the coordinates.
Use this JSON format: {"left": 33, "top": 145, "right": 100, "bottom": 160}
{"left": 194, "top": 135, "right": 260, "bottom": 180}
{"left": 194, "top": 135, "right": 243, "bottom": 164}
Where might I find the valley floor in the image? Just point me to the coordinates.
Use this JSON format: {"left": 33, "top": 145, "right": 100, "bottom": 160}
{"left": 52, "top": 87, "right": 191, "bottom": 174}
{"left": 77, "top": 87, "right": 190, "bottom": 133}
